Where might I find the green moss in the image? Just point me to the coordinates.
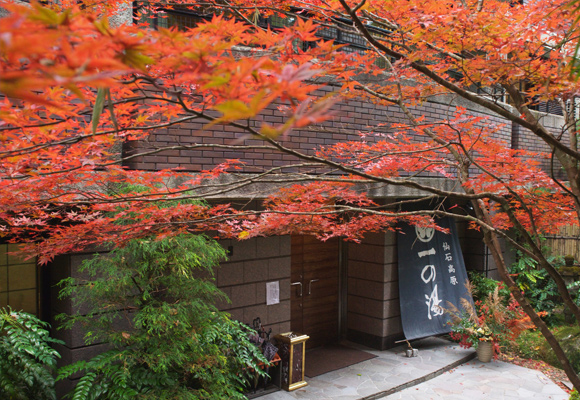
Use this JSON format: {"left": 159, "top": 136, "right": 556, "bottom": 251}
{"left": 547, "top": 326, "right": 580, "bottom": 372}
{"left": 559, "top": 266, "right": 580, "bottom": 276}
{"left": 513, "top": 326, "right": 580, "bottom": 374}
{"left": 514, "top": 330, "right": 545, "bottom": 360}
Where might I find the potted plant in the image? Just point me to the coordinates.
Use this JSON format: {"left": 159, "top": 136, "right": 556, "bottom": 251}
{"left": 448, "top": 313, "right": 497, "bottom": 362}
{"left": 447, "top": 283, "right": 536, "bottom": 362}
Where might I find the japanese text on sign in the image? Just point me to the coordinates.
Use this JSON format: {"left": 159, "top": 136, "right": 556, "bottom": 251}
{"left": 415, "top": 226, "right": 444, "bottom": 320}
{"left": 442, "top": 241, "right": 458, "bottom": 285}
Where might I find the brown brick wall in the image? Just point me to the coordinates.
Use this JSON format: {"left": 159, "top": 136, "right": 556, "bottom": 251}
{"left": 123, "top": 88, "right": 530, "bottom": 179}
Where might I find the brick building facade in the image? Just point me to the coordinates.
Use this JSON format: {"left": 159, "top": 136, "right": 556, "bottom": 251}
{"left": 0, "top": 3, "right": 570, "bottom": 397}
{"left": 36, "top": 88, "right": 565, "bottom": 393}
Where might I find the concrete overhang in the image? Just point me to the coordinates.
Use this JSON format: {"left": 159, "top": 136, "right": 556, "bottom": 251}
{"left": 174, "top": 173, "right": 465, "bottom": 201}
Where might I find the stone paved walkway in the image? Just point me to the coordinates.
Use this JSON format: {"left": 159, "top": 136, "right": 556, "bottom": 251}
{"left": 389, "top": 360, "right": 568, "bottom": 400}
{"left": 260, "top": 336, "right": 569, "bottom": 400}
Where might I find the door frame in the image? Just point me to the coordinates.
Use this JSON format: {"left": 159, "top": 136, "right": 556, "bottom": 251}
{"left": 290, "top": 235, "right": 346, "bottom": 347}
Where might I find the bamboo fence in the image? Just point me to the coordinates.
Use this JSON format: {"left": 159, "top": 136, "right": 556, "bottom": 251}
{"left": 545, "top": 225, "right": 580, "bottom": 261}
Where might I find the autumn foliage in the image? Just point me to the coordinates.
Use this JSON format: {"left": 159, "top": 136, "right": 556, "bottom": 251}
{"left": 0, "top": 0, "right": 576, "bottom": 253}
{"left": 2, "top": 0, "right": 580, "bottom": 390}
{"left": 0, "top": 0, "right": 350, "bottom": 261}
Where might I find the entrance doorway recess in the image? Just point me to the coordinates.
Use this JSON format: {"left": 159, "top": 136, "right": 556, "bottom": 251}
{"left": 290, "top": 236, "right": 340, "bottom": 349}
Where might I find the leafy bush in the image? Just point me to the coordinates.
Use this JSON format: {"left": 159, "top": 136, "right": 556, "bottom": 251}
{"left": 570, "top": 388, "right": 579, "bottom": 400}
{"left": 0, "top": 308, "right": 63, "bottom": 400}
{"left": 58, "top": 234, "right": 267, "bottom": 399}
{"left": 509, "top": 250, "right": 561, "bottom": 326}
{"left": 468, "top": 271, "right": 511, "bottom": 305}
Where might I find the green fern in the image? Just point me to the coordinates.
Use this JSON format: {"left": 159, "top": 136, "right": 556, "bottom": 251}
{"left": 0, "top": 307, "right": 63, "bottom": 400}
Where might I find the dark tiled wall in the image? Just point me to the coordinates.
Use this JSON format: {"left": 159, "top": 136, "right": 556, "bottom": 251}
{"left": 0, "top": 244, "right": 38, "bottom": 315}
{"left": 216, "top": 236, "right": 291, "bottom": 335}
{"left": 456, "top": 220, "right": 490, "bottom": 276}
{"left": 49, "top": 253, "right": 109, "bottom": 396}
{"left": 346, "top": 231, "right": 403, "bottom": 350}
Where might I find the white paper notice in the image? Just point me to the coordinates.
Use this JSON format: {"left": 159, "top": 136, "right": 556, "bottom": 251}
{"left": 266, "top": 281, "right": 280, "bottom": 305}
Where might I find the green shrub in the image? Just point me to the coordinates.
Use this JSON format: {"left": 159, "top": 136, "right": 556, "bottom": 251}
{"left": 509, "top": 250, "right": 561, "bottom": 326}
{"left": 0, "top": 308, "right": 63, "bottom": 400}
{"left": 570, "top": 388, "right": 579, "bottom": 400}
{"left": 58, "top": 234, "right": 267, "bottom": 399}
{"left": 468, "top": 271, "right": 511, "bottom": 304}
{"left": 470, "top": 249, "right": 562, "bottom": 327}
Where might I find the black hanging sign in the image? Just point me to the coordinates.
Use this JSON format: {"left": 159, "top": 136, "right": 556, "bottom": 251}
{"left": 397, "top": 217, "right": 472, "bottom": 340}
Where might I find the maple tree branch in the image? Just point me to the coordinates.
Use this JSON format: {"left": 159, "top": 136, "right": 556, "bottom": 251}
{"left": 505, "top": 82, "right": 580, "bottom": 219}
{"left": 239, "top": 123, "right": 501, "bottom": 203}
{"left": 360, "top": 10, "right": 398, "bottom": 30}
{"left": 351, "top": 0, "right": 366, "bottom": 14}
{"left": 550, "top": 146, "right": 576, "bottom": 199}
{"left": 88, "top": 205, "right": 497, "bottom": 235}
{"left": 338, "top": 0, "right": 580, "bottom": 162}
{"left": 0, "top": 91, "right": 193, "bottom": 158}
{"left": 421, "top": 40, "right": 464, "bottom": 62}
{"left": 217, "top": 0, "right": 266, "bottom": 29}
{"left": 82, "top": 203, "right": 538, "bottom": 264}
{"left": 454, "top": 139, "right": 542, "bottom": 240}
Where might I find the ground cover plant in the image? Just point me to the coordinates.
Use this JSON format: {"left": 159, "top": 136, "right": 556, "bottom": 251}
{"left": 469, "top": 270, "right": 580, "bottom": 377}
{"left": 514, "top": 324, "right": 580, "bottom": 374}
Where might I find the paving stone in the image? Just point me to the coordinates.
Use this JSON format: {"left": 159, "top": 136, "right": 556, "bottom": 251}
{"left": 260, "top": 337, "right": 567, "bottom": 400}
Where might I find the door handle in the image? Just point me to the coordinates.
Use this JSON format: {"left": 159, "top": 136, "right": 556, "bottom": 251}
{"left": 308, "top": 279, "right": 319, "bottom": 295}
{"left": 291, "top": 281, "right": 303, "bottom": 297}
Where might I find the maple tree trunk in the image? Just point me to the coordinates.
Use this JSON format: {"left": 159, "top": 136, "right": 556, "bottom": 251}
{"left": 472, "top": 199, "right": 580, "bottom": 391}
